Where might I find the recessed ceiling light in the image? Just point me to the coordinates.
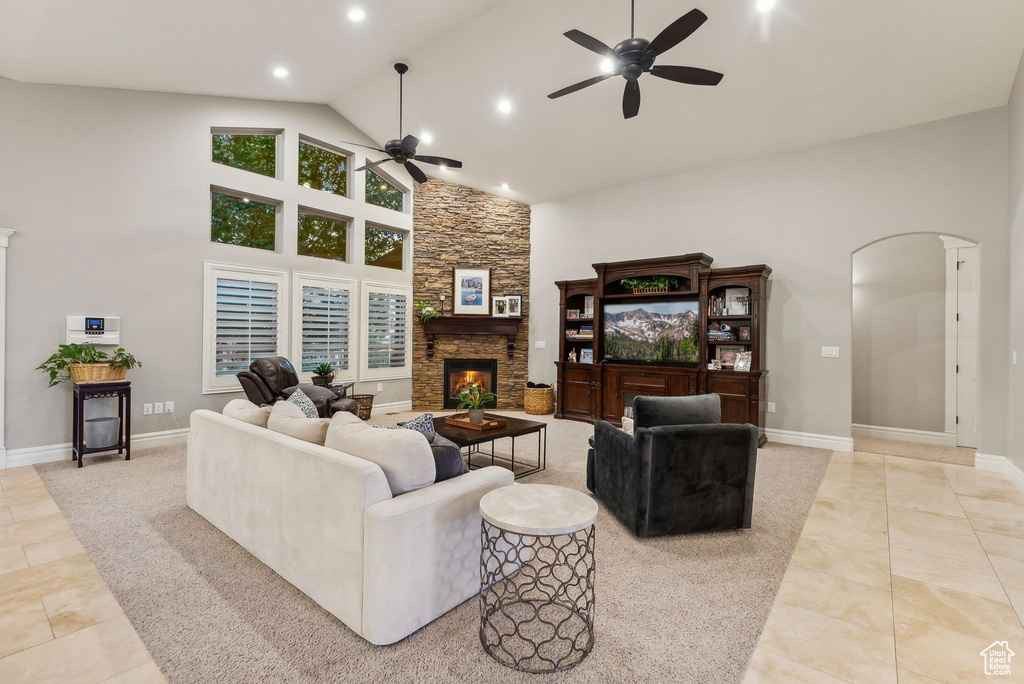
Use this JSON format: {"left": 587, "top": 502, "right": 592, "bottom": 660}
{"left": 421, "top": 132, "right": 433, "bottom": 144}
{"left": 242, "top": 198, "right": 250, "bottom": 203}
{"left": 599, "top": 58, "right": 616, "bottom": 74}
{"left": 272, "top": 67, "right": 288, "bottom": 78}
{"left": 756, "top": 0, "right": 775, "bottom": 11}
{"left": 380, "top": 184, "right": 387, "bottom": 190}
{"left": 501, "top": 183, "right": 509, "bottom": 190}
{"left": 497, "top": 99, "right": 512, "bottom": 114}
{"left": 347, "top": 7, "right": 365, "bottom": 21}
{"left": 439, "top": 165, "right": 448, "bottom": 171}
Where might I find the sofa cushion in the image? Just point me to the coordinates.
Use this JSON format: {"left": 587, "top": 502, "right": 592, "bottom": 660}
{"left": 429, "top": 433, "right": 467, "bottom": 482}
{"left": 222, "top": 399, "right": 272, "bottom": 428}
{"left": 287, "top": 387, "right": 320, "bottom": 418}
{"left": 268, "top": 400, "right": 331, "bottom": 445}
{"left": 634, "top": 394, "right": 721, "bottom": 428}
{"left": 326, "top": 412, "right": 435, "bottom": 495}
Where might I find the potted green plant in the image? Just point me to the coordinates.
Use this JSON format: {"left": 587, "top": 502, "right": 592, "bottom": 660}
{"left": 619, "top": 275, "right": 680, "bottom": 294}
{"left": 457, "top": 383, "right": 497, "bottom": 424}
{"left": 37, "top": 344, "right": 142, "bottom": 386}
{"left": 312, "top": 362, "right": 335, "bottom": 386}
{"left": 414, "top": 300, "right": 441, "bottom": 324}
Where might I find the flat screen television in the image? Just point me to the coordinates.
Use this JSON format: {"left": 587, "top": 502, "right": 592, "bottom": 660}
{"left": 603, "top": 299, "right": 700, "bottom": 364}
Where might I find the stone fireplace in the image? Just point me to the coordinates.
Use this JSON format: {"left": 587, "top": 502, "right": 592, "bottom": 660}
{"left": 443, "top": 359, "right": 498, "bottom": 409}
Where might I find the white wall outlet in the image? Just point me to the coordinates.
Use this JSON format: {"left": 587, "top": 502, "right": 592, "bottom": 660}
{"left": 377, "top": 383, "right": 383, "bottom": 392}
{"left": 154, "top": 402, "right": 164, "bottom": 414}
{"left": 165, "top": 401, "right": 174, "bottom": 413}
{"left": 821, "top": 346, "right": 840, "bottom": 358}
{"left": 767, "top": 402, "right": 776, "bottom": 413}
{"left": 535, "top": 340, "right": 546, "bottom": 349}
{"left": 143, "top": 403, "right": 153, "bottom": 416}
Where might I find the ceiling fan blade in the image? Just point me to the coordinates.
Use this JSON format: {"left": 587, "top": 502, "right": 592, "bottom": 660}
{"left": 354, "top": 157, "right": 393, "bottom": 172}
{"left": 622, "top": 79, "right": 641, "bottom": 119}
{"left": 405, "top": 161, "right": 429, "bottom": 184}
{"left": 563, "top": 29, "right": 619, "bottom": 59}
{"left": 650, "top": 65, "right": 724, "bottom": 86}
{"left": 415, "top": 155, "right": 463, "bottom": 169}
{"left": 401, "top": 134, "right": 419, "bottom": 153}
{"left": 644, "top": 9, "right": 708, "bottom": 58}
{"left": 338, "top": 141, "right": 388, "bottom": 153}
{"left": 548, "top": 73, "right": 615, "bottom": 99}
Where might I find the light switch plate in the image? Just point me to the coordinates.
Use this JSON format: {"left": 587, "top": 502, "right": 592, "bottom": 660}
{"left": 377, "top": 383, "right": 383, "bottom": 392}
{"left": 821, "top": 346, "right": 840, "bottom": 358}
{"left": 535, "top": 341, "right": 546, "bottom": 348}
{"left": 767, "top": 402, "right": 776, "bottom": 413}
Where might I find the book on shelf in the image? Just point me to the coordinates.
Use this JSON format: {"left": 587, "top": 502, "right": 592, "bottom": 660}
{"left": 579, "top": 325, "right": 593, "bottom": 333}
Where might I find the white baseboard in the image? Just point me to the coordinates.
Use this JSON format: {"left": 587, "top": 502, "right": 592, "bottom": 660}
{"left": 372, "top": 400, "right": 413, "bottom": 414}
{"left": 765, "top": 428, "right": 854, "bottom": 453}
{"left": 851, "top": 423, "right": 957, "bottom": 447}
{"left": 975, "top": 452, "right": 1024, "bottom": 495}
{"left": 4, "top": 428, "right": 190, "bottom": 469}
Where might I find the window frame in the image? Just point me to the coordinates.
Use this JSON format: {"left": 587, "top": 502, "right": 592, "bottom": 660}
{"left": 210, "top": 127, "right": 283, "bottom": 179}
{"left": 210, "top": 185, "right": 283, "bottom": 253}
{"left": 202, "top": 261, "right": 289, "bottom": 394}
{"left": 360, "top": 280, "right": 413, "bottom": 381}
{"left": 291, "top": 272, "right": 358, "bottom": 384}
{"left": 296, "top": 205, "right": 351, "bottom": 263}
{"left": 363, "top": 222, "right": 409, "bottom": 272}
{"left": 364, "top": 165, "right": 410, "bottom": 214}
{"left": 298, "top": 135, "right": 352, "bottom": 199}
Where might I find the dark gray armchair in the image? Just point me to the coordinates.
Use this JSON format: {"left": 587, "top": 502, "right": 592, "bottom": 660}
{"left": 587, "top": 395, "right": 757, "bottom": 537}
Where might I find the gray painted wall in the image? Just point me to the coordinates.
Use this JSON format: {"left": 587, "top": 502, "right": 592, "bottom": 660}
{"left": 0, "top": 77, "right": 415, "bottom": 450}
{"left": 529, "top": 108, "right": 1010, "bottom": 455}
{"left": 851, "top": 234, "right": 945, "bottom": 433}
{"left": 1008, "top": 50, "right": 1024, "bottom": 470}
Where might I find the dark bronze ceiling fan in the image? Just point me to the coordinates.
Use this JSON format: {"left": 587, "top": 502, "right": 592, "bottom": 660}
{"left": 341, "top": 63, "right": 462, "bottom": 184}
{"left": 548, "top": 2, "right": 724, "bottom": 119}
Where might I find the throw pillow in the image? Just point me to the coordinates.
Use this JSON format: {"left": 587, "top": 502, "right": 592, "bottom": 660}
{"left": 287, "top": 387, "right": 319, "bottom": 418}
{"left": 222, "top": 399, "right": 272, "bottom": 428}
{"left": 325, "top": 411, "right": 435, "bottom": 495}
{"left": 429, "top": 433, "right": 468, "bottom": 482}
{"left": 268, "top": 401, "right": 331, "bottom": 445}
{"left": 402, "top": 412, "right": 435, "bottom": 434}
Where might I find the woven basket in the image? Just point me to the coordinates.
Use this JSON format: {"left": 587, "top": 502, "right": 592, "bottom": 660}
{"left": 523, "top": 385, "right": 554, "bottom": 415}
{"left": 349, "top": 394, "right": 375, "bottom": 421}
{"left": 69, "top": 363, "right": 126, "bottom": 384}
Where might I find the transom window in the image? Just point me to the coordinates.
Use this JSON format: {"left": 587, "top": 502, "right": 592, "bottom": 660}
{"left": 365, "top": 168, "right": 405, "bottom": 212}
{"left": 298, "top": 208, "right": 348, "bottom": 262}
{"left": 298, "top": 137, "right": 348, "bottom": 197}
{"left": 210, "top": 189, "right": 278, "bottom": 251}
{"left": 211, "top": 128, "right": 280, "bottom": 177}
{"left": 364, "top": 224, "right": 406, "bottom": 270}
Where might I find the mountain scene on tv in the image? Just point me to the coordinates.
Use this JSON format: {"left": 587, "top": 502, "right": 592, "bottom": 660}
{"left": 604, "top": 301, "right": 700, "bottom": 363}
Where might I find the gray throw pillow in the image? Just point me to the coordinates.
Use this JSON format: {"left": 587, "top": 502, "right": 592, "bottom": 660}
{"left": 287, "top": 387, "right": 319, "bottom": 418}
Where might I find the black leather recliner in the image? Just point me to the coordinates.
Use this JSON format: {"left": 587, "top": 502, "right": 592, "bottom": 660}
{"left": 236, "top": 356, "right": 358, "bottom": 418}
{"left": 588, "top": 394, "right": 757, "bottom": 536}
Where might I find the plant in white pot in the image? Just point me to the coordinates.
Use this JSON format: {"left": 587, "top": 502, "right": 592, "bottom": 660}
{"left": 457, "top": 383, "right": 496, "bottom": 424}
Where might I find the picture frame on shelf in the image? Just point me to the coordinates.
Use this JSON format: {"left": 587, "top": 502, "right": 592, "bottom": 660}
{"left": 716, "top": 345, "right": 745, "bottom": 368}
{"left": 567, "top": 309, "right": 580, "bottom": 319}
{"left": 711, "top": 359, "right": 723, "bottom": 371}
{"left": 566, "top": 329, "right": 578, "bottom": 339}
{"left": 724, "top": 288, "right": 750, "bottom": 316}
{"left": 492, "top": 296, "right": 508, "bottom": 317}
{"left": 453, "top": 267, "right": 491, "bottom": 315}
{"left": 733, "top": 351, "right": 752, "bottom": 372}
{"left": 506, "top": 295, "right": 522, "bottom": 317}
{"left": 738, "top": 326, "right": 752, "bottom": 341}
{"left": 583, "top": 295, "right": 594, "bottom": 318}
{"left": 580, "top": 348, "right": 594, "bottom": 364}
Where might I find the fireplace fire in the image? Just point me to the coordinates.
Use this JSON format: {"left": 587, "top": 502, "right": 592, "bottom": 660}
{"left": 443, "top": 359, "right": 498, "bottom": 409}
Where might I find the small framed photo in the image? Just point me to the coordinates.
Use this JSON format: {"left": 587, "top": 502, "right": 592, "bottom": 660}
{"left": 711, "top": 360, "right": 722, "bottom": 371}
{"left": 734, "top": 351, "right": 752, "bottom": 372}
{"left": 716, "top": 345, "right": 745, "bottom": 368}
{"left": 506, "top": 295, "right": 521, "bottom": 317}
{"left": 738, "top": 326, "right": 752, "bottom": 341}
{"left": 580, "top": 348, "right": 594, "bottom": 364}
{"left": 567, "top": 309, "right": 580, "bottom": 319}
{"left": 566, "top": 329, "right": 578, "bottom": 339}
{"left": 492, "top": 296, "right": 508, "bottom": 317}
{"left": 453, "top": 267, "right": 491, "bottom": 315}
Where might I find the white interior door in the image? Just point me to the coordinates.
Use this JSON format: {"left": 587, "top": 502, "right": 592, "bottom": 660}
{"left": 955, "top": 246, "right": 978, "bottom": 448}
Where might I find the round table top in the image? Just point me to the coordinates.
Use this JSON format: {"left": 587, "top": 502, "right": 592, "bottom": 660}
{"left": 480, "top": 484, "right": 598, "bottom": 536}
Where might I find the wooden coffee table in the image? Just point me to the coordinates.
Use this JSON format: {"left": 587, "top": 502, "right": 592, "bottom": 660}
{"left": 432, "top": 414, "right": 547, "bottom": 480}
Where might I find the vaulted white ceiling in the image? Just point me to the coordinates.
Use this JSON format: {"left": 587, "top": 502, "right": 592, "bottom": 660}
{"left": 3, "top": 0, "right": 1024, "bottom": 203}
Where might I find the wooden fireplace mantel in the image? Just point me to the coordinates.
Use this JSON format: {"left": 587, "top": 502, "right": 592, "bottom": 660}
{"left": 422, "top": 316, "right": 522, "bottom": 358}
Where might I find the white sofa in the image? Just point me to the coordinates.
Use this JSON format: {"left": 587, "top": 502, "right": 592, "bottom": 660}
{"left": 186, "top": 409, "right": 514, "bottom": 645}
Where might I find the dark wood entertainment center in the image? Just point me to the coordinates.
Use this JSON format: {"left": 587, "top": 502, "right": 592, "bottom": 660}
{"left": 554, "top": 253, "right": 771, "bottom": 446}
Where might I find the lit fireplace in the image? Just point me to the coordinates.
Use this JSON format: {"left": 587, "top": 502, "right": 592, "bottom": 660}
{"left": 443, "top": 359, "right": 498, "bottom": 409}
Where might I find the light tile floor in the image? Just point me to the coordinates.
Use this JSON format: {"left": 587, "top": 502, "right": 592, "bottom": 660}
{"left": 744, "top": 451, "right": 1024, "bottom": 683}
{"left": 0, "top": 465, "right": 165, "bottom": 684}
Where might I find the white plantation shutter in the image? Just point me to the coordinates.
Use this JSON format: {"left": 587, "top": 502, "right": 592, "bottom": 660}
{"left": 361, "top": 281, "right": 412, "bottom": 380}
{"left": 291, "top": 274, "right": 357, "bottom": 381}
{"left": 203, "top": 263, "right": 287, "bottom": 393}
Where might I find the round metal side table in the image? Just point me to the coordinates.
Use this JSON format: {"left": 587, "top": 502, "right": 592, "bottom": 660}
{"left": 479, "top": 484, "right": 598, "bottom": 673}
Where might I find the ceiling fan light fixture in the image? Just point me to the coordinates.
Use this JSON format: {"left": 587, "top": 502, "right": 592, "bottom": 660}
{"left": 600, "top": 58, "right": 617, "bottom": 74}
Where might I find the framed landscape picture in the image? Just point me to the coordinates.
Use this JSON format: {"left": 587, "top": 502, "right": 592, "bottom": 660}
{"left": 453, "top": 267, "right": 491, "bottom": 315}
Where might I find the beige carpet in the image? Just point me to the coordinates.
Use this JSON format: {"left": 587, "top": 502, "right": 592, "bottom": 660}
{"left": 36, "top": 412, "right": 830, "bottom": 683}
{"left": 852, "top": 436, "right": 975, "bottom": 466}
